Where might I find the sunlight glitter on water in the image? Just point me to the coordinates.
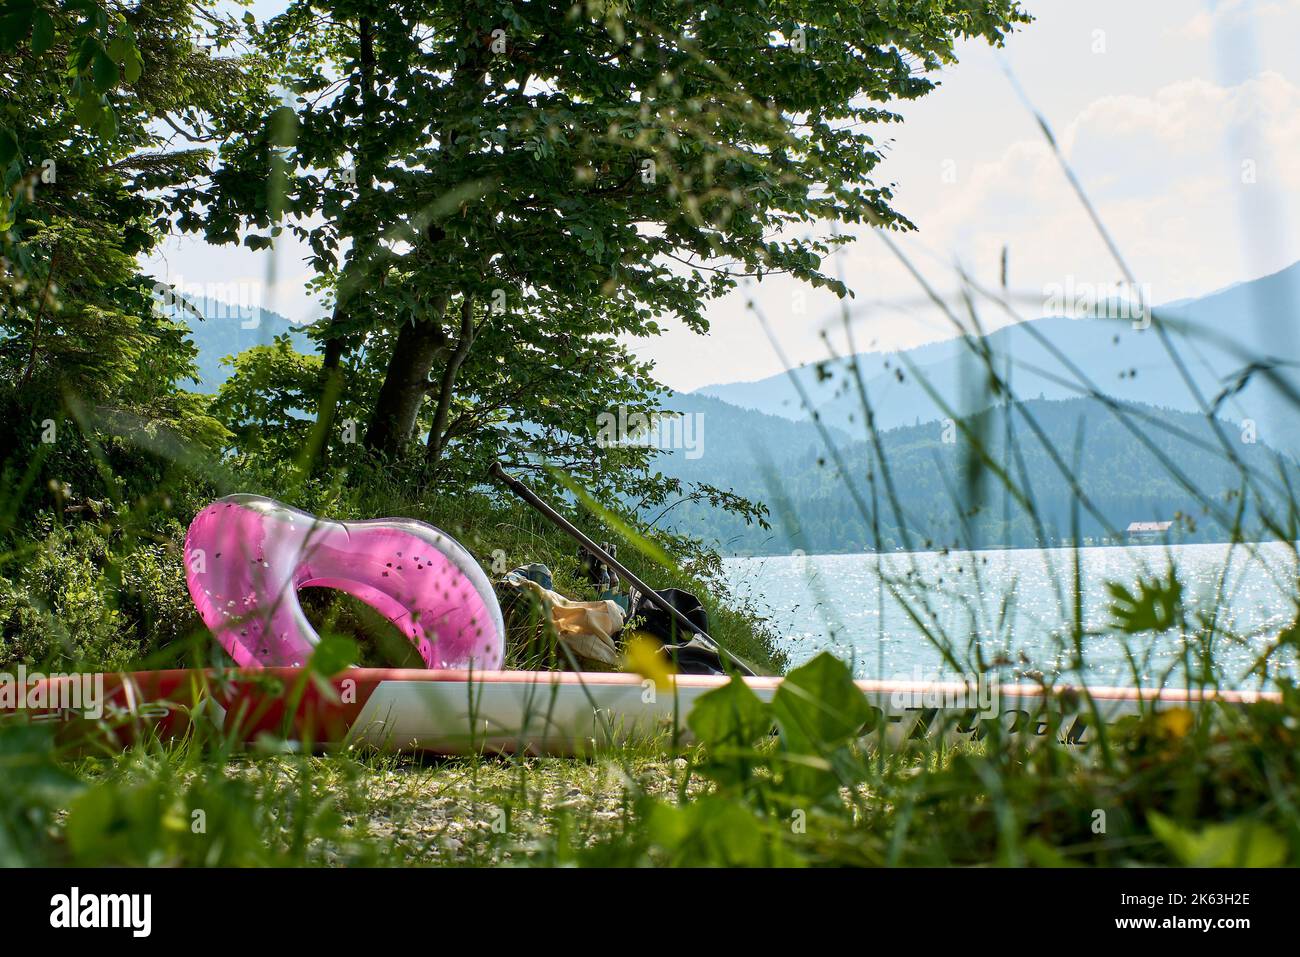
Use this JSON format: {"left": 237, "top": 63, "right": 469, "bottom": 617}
{"left": 724, "top": 541, "right": 1300, "bottom": 688}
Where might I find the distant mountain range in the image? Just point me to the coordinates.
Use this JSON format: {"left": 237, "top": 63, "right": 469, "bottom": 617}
{"left": 695, "top": 260, "right": 1300, "bottom": 459}
{"left": 173, "top": 302, "right": 314, "bottom": 391}
{"left": 659, "top": 261, "right": 1300, "bottom": 552}
{"left": 653, "top": 392, "right": 1297, "bottom": 554}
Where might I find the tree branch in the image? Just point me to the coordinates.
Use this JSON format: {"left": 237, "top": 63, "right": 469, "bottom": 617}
{"left": 425, "top": 292, "right": 477, "bottom": 465}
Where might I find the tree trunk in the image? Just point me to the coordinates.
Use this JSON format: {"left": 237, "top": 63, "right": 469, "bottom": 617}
{"left": 425, "top": 294, "right": 476, "bottom": 465}
{"left": 362, "top": 26, "right": 489, "bottom": 463}
{"left": 364, "top": 296, "right": 449, "bottom": 457}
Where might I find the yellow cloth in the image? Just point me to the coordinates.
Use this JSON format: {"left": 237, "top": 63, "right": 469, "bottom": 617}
{"left": 513, "top": 578, "right": 624, "bottom": 666}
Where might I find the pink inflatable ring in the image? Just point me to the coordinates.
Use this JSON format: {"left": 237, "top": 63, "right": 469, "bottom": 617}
{"left": 184, "top": 494, "right": 505, "bottom": 670}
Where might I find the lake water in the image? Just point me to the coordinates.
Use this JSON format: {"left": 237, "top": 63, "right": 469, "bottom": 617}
{"left": 723, "top": 542, "right": 1300, "bottom": 689}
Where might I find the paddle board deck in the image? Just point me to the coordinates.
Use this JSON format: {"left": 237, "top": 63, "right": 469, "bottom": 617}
{"left": 5, "top": 667, "right": 1277, "bottom": 756}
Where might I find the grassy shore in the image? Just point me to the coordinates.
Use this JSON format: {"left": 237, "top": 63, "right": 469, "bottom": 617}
{"left": 0, "top": 467, "right": 788, "bottom": 677}
{"left": 9, "top": 671, "right": 1299, "bottom": 867}
{"left": 5, "top": 453, "right": 1300, "bottom": 868}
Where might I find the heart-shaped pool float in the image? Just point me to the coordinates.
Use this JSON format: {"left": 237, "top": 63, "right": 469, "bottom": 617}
{"left": 184, "top": 494, "right": 504, "bottom": 669}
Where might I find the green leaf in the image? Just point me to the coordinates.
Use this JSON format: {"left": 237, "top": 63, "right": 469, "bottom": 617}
{"left": 91, "top": 48, "right": 119, "bottom": 90}
{"left": 65, "top": 787, "right": 117, "bottom": 858}
{"left": 30, "top": 9, "right": 53, "bottom": 54}
{"left": 72, "top": 33, "right": 96, "bottom": 71}
{"left": 647, "top": 796, "right": 779, "bottom": 866}
{"left": 771, "top": 651, "right": 872, "bottom": 751}
{"left": 108, "top": 35, "right": 143, "bottom": 84}
{"left": 1149, "top": 813, "right": 1288, "bottom": 867}
{"left": 73, "top": 91, "right": 103, "bottom": 128}
{"left": 0, "top": 3, "right": 35, "bottom": 53}
{"left": 1107, "top": 568, "right": 1182, "bottom": 634}
{"left": 66, "top": 781, "right": 165, "bottom": 865}
{"left": 308, "top": 634, "right": 358, "bottom": 676}
{"left": 0, "top": 126, "right": 18, "bottom": 167}
{"left": 688, "top": 675, "right": 770, "bottom": 747}
{"left": 96, "top": 104, "right": 117, "bottom": 140}
{"left": 768, "top": 653, "right": 872, "bottom": 801}
{"left": 122, "top": 47, "right": 142, "bottom": 84}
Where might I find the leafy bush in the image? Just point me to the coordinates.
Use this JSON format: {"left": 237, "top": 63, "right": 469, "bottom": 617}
{"left": 0, "top": 522, "right": 130, "bottom": 669}
{"left": 0, "top": 511, "right": 200, "bottom": 671}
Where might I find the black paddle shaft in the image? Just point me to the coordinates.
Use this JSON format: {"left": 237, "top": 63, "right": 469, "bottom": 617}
{"left": 488, "top": 462, "right": 756, "bottom": 675}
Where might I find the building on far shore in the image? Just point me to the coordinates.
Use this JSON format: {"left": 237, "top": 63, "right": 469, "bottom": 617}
{"left": 1126, "top": 520, "right": 1173, "bottom": 542}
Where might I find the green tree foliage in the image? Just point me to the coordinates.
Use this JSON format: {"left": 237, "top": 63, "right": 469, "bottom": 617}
{"left": 0, "top": 1, "right": 251, "bottom": 522}
{"left": 182, "top": 0, "right": 1029, "bottom": 482}
{"left": 210, "top": 334, "right": 328, "bottom": 463}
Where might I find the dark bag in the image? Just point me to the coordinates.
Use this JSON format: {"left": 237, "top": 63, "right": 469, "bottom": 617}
{"left": 635, "top": 588, "right": 750, "bottom": 676}
{"left": 635, "top": 588, "right": 708, "bottom": 646}
{"left": 660, "top": 636, "right": 729, "bottom": 676}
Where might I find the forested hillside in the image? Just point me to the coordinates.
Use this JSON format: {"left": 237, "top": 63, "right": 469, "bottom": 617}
{"left": 177, "top": 305, "right": 313, "bottom": 391}
{"left": 655, "top": 394, "right": 1299, "bottom": 554}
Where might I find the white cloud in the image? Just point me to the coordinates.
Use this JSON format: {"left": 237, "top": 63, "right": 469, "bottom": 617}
{"left": 905, "top": 71, "right": 1300, "bottom": 310}
{"left": 657, "top": 68, "right": 1300, "bottom": 392}
{"left": 145, "top": 235, "right": 326, "bottom": 325}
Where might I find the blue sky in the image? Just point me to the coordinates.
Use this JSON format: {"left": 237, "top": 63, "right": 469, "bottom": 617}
{"left": 146, "top": 0, "right": 1300, "bottom": 390}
